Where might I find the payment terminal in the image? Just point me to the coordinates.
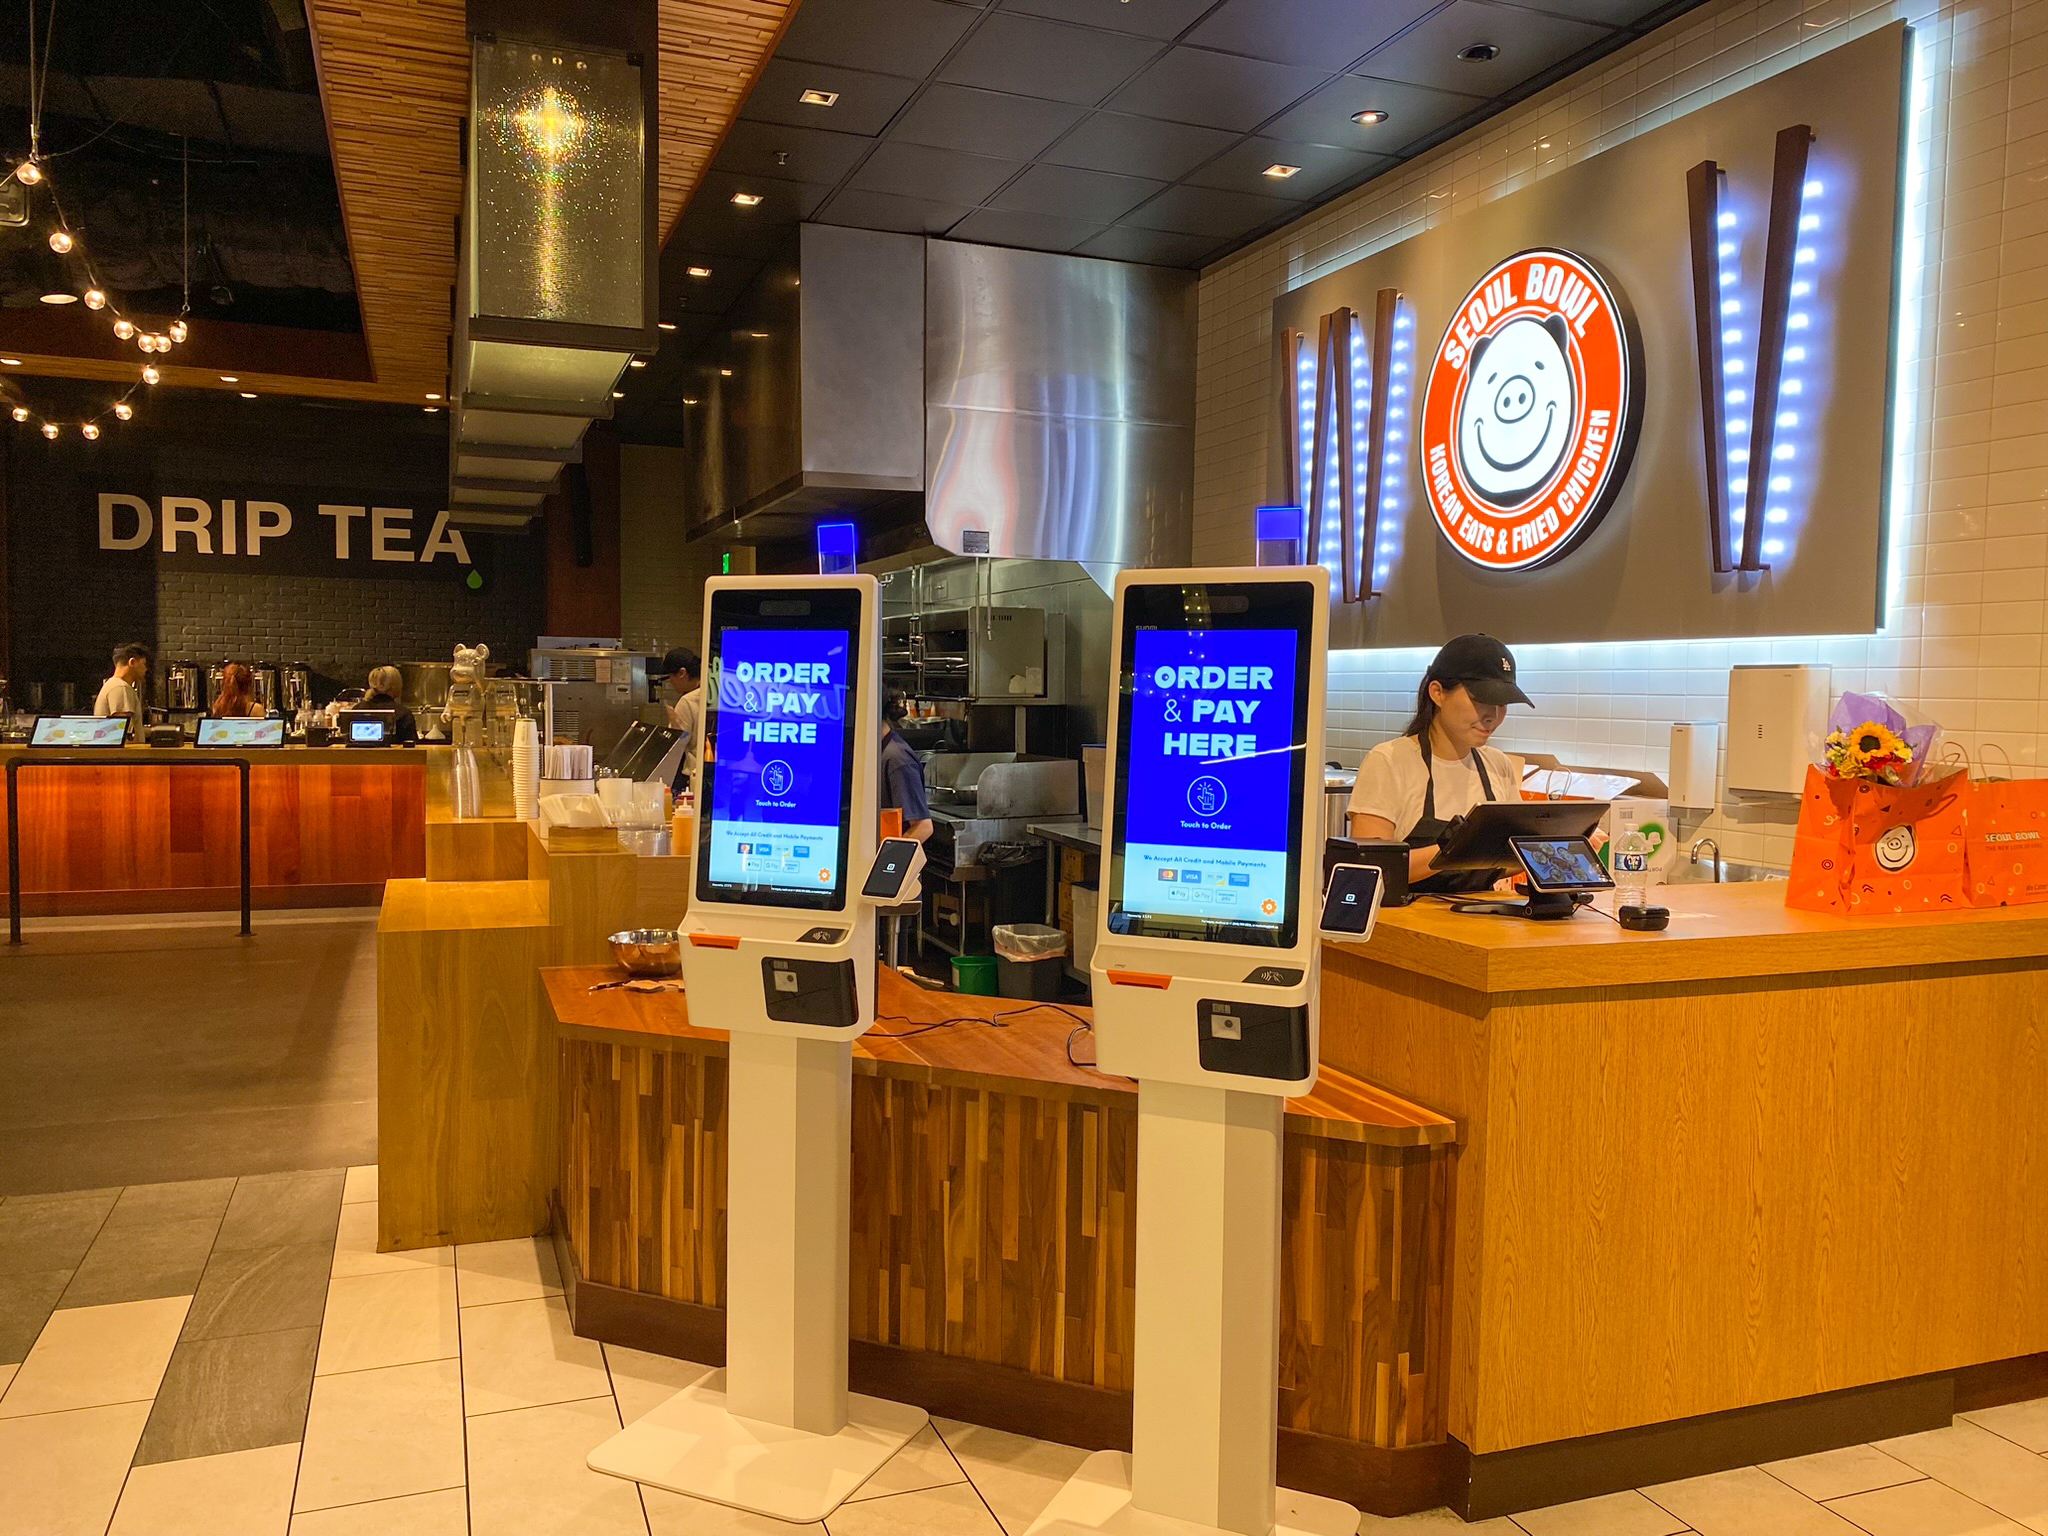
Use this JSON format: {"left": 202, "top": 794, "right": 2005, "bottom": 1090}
{"left": 1093, "top": 566, "right": 1330, "bottom": 1093}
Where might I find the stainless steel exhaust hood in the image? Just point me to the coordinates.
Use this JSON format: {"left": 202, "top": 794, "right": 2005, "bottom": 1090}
{"left": 681, "top": 228, "right": 1195, "bottom": 571}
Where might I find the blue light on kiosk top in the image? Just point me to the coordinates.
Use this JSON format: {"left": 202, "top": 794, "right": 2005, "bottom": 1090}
{"left": 1253, "top": 504, "right": 1305, "bottom": 567}
{"left": 816, "top": 521, "right": 858, "bottom": 576}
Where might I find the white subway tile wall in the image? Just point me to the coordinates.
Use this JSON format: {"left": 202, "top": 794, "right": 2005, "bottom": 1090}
{"left": 1192, "top": 0, "right": 2048, "bottom": 868}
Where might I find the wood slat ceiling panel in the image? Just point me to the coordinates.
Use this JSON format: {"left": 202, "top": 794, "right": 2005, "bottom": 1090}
{"left": 656, "top": 0, "right": 799, "bottom": 240}
{"left": 303, "top": 0, "right": 469, "bottom": 405}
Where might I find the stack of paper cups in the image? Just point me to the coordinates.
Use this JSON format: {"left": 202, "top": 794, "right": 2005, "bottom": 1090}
{"left": 512, "top": 717, "right": 541, "bottom": 821}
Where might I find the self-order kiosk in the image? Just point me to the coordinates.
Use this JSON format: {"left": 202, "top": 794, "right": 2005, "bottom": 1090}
{"left": 587, "top": 574, "right": 926, "bottom": 1522}
{"left": 1029, "top": 565, "right": 1357, "bottom": 1536}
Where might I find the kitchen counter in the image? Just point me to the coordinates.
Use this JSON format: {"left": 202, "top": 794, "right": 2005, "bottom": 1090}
{"left": 1321, "top": 877, "right": 2048, "bottom": 1515}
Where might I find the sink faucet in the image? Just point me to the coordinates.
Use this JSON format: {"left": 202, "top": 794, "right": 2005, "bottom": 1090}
{"left": 1689, "top": 837, "right": 1722, "bottom": 883}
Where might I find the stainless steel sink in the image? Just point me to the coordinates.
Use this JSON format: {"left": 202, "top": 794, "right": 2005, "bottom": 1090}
{"left": 1662, "top": 858, "right": 1784, "bottom": 886}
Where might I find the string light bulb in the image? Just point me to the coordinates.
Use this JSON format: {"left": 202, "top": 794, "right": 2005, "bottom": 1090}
{"left": 168, "top": 319, "right": 187, "bottom": 344}
{"left": 15, "top": 159, "right": 41, "bottom": 185}
{"left": 41, "top": 421, "right": 59, "bottom": 439}
{"left": 141, "top": 364, "right": 160, "bottom": 385}
{"left": 113, "top": 401, "right": 133, "bottom": 420}
{"left": 81, "top": 422, "right": 99, "bottom": 440}
{"left": 83, "top": 288, "right": 106, "bottom": 310}
{"left": 48, "top": 229, "right": 73, "bottom": 254}
{"left": 10, "top": 406, "right": 28, "bottom": 423}
{"left": 112, "top": 318, "right": 135, "bottom": 340}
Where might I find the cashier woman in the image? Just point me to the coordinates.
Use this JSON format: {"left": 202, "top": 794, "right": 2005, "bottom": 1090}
{"left": 1346, "top": 634, "right": 1532, "bottom": 892}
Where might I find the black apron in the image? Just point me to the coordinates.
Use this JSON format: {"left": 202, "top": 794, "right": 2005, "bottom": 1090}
{"left": 1406, "top": 734, "right": 1501, "bottom": 895}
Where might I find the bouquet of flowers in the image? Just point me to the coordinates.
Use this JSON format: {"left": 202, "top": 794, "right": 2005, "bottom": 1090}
{"left": 1817, "top": 692, "right": 1943, "bottom": 787}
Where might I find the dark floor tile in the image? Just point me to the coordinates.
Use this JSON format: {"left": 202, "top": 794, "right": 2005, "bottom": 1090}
{"left": 0, "top": 1267, "right": 72, "bottom": 1364}
{"left": 214, "top": 1172, "right": 344, "bottom": 1252}
{"left": 181, "top": 1242, "right": 332, "bottom": 1341}
{"left": 59, "top": 1215, "right": 221, "bottom": 1308}
{"left": 104, "top": 1178, "right": 238, "bottom": 1230}
{"left": 0, "top": 1186, "right": 122, "bottom": 1206}
{"left": 133, "top": 1325, "right": 320, "bottom": 1465}
{"left": 0, "top": 1192, "right": 114, "bottom": 1274}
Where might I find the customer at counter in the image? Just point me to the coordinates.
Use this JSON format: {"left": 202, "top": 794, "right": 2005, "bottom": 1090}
{"left": 92, "top": 642, "right": 150, "bottom": 733}
{"left": 362, "top": 666, "right": 419, "bottom": 744}
{"left": 880, "top": 689, "right": 933, "bottom": 844}
{"left": 1346, "top": 634, "right": 1531, "bottom": 891}
{"left": 211, "top": 663, "right": 263, "bottom": 719}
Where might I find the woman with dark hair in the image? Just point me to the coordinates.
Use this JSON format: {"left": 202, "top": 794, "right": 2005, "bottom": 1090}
{"left": 211, "top": 663, "right": 263, "bottom": 719}
{"left": 1345, "top": 634, "right": 1532, "bottom": 891}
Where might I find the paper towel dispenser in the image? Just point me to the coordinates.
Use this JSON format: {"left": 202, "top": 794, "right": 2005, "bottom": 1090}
{"left": 1725, "top": 666, "right": 1831, "bottom": 795}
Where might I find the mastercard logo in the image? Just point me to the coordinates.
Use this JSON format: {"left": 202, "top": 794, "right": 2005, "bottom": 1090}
{"left": 1420, "top": 248, "right": 1643, "bottom": 571}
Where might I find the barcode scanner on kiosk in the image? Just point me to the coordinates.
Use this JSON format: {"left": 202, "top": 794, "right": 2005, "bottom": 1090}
{"left": 587, "top": 574, "right": 927, "bottom": 1522}
{"left": 1032, "top": 564, "right": 1359, "bottom": 1536}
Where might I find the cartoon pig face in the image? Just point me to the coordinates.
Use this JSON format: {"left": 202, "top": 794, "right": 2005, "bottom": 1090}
{"left": 1457, "top": 314, "right": 1575, "bottom": 509}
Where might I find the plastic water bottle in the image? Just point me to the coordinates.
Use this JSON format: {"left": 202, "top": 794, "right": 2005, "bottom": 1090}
{"left": 1614, "top": 830, "right": 1650, "bottom": 910}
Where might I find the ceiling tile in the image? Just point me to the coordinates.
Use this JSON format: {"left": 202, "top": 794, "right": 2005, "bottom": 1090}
{"left": 741, "top": 58, "right": 921, "bottom": 136}
{"left": 712, "top": 120, "right": 877, "bottom": 186}
{"left": 938, "top": 13, "right": 1164, "bottom": 106}
{"left": 1186, "top": 136, "right": 1393, "bottom": 201}
{"left": 989, "top": 162, "right": 1168, "bottom": 221}
{"left": 1040, "top": 111, "right": 1239, "bottom": 179}
{"left": 1073, "top": 225, "right": 1222, "bottom": 267}
{"left": 1353, "top": 0, "right": 1614, "bottom": 95}
{"left": 850, "top": 141, "right": 1025, "bottom": 203}
{"left": 1122, "top": 181, "right": 1295, "bottom": 239}
{"left": 1184, "top": 0, "right": 1442, "bottom": 70}
{"left": 814, "top": 188, "right": 975, "bottom": 236}
{"left": 998, "top": 0, "right": 1215, "bottom": 38}
{"left": 890, "top": 83, "right": 1089, "bottom": 159}
{"left": 1262, "top": 74, "right": 1486, "bottom": 152}
{"left": 1506, "top": 0, "right": 1669, "bottom": 24}
{"left": 1105, "top": 46, "right": 1331, "bottom": 132}
{"left": 947, "top": 208, "right": 1108, "bottom": 251}
{"left": 777, "top": 0, "right": 982, "bottom": 77}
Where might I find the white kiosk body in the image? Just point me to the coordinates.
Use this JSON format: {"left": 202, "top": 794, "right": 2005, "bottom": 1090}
{"left": 587, "top": 573, "right": 926, "bottom": 1521}
{"left": 1031, "top": 565, "right": 1352, "bottom": 1536}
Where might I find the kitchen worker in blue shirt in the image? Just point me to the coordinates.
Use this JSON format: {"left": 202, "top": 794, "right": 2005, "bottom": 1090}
{"left": 878, "top": 689, "right": 933, "bottom": 843}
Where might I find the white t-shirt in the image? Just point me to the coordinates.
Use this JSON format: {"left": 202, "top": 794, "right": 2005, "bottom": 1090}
{"left": 1346, "top": 736, "right": 1524, "bottom": 841}
{"left": 93, "top": 676, "right": 144, "bottom": 730}
{"left": 666, "top": 686, "right": 703, "bottom": 770}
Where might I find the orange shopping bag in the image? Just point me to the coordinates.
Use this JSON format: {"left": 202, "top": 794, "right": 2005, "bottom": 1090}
{"left": 1967, "top": 778, "right": 2048, "bottom": 907}
{"left": 1786, "top": 766, "right": 1972, "bottom": 915}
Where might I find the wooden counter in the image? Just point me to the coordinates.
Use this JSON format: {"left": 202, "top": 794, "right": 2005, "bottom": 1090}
{"left": 548, "top": 964, "right": 1459, "bottom": 1515}
{"left": 1322, "top": 881, "right": 2048, "bottom": 1516}
{"left": 2, "top": 742, "right": 427, "bottom": 915}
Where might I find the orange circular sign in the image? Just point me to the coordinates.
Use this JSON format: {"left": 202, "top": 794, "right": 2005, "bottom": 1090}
{"left": 1419, "top": 248, "right": 1642, "bottom": 570}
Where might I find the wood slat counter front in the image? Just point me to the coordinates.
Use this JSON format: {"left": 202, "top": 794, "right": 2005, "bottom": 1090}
{"left": 2, "top": 743, "right": 428, "bottom": 915}
{"left": 1322, "top": 881, "right": 2048, "bottom": 1517}
{"left": 547, "top": 964, "right": 1459, "bottom": 1517}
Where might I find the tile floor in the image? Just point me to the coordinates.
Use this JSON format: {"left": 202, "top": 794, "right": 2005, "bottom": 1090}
{"left": 5, "top": 1168, "right": 2048, "bottom": 1535}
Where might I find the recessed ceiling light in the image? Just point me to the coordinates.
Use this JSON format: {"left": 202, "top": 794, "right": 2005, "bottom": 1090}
{"left": 39, "top": 292, "right": 76, "bottom": 304}
{"left": 611, "top": 390, "right": 625, "bottom": 399}
{"left": 799, "top": 88, "right": 839, "bottom": 107}
{"left": 687, "top": 266, "right": 712, "bottom": 279}
{"left": 1457, "top": 42, "right": 1500, "bottom": 62}
{"left": 426, "top": 392, "right": 442, "bottom": 400}
{"left": 683, "top": 397, "right": 699, "bottom": 405}
{"left": 239, "top": 392, "right": 257, "bottom": 399}
{"left": 628, "top": 358, "right": 648, "bottom": 368}
{"left": 1352, "top": 109, "right": 1390, "bottom": 126}
{"left": 658, "top": 321, "right": 677, "bottom": 331}
{"left": 0, "top": 358, "right": 17, "bottom": 366}
{"left": 731, "top": 191, "right": 763, "bottom": 207}
{"left": 220, "top": 375, "right": 239, "bottom": 383}
{"left": 719, "top": 368, "right": 733, "bottom": 377}
{"left": 424, "top": 405, "right": 441, "bottom": 413}
{"left": 747, "top": 331, "right": 768, "bottom": 339}
{"left": 1262, "top": 163, "right": 1302, "bottom": 179}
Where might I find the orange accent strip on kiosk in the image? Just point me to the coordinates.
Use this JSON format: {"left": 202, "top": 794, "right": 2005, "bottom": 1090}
{"left": 687, "top": 933, "right": 743, "bottom": 949}
{"left": 1105, "top": 969, "right": 1174, "bottom": 989}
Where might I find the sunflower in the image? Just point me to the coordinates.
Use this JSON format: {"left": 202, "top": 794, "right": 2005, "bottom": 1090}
{"left": 1847, "top": 722, "right": 1909, "bottom": 766}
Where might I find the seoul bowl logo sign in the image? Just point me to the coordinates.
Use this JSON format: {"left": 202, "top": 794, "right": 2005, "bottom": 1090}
{"left": 1420, "top": 248, "right": 1643, "bottom": 570}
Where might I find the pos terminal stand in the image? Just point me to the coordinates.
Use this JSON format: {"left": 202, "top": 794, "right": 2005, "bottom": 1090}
{"left": 586, "top": 574, "right": 926, "bottom": 1522}
{"left": 1029, "top": 566, "right": 1356, "bottom": 1536}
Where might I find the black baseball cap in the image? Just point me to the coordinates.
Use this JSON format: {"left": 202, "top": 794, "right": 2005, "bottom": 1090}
{"left": 1427, "top": 634, "right": 1533, "bottom": 708}
{"left": 658, "top": 647, "right": 700, "bottom": 681}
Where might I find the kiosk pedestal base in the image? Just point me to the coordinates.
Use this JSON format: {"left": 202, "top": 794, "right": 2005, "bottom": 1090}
{"left": 1025, "top": 1452, "right": 1358, "bottom": 1536}
{"left": 585, "top": 1369, "right": 925, "bottom": 1523}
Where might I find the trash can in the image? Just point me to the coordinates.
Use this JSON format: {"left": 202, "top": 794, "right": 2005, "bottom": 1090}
{"left": 950, "top": 954, "right": 999, "bottom": 996}
{"left": 993, "top": 923, "right": 1067, "bottom": 1000}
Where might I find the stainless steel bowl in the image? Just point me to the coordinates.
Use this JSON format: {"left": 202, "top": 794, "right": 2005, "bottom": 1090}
{"left": 607, "top": 928, "right": 681, "bottom": 977}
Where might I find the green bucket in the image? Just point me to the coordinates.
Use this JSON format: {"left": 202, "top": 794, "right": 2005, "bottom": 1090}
{"left": 950, "top": 954, "right": 999, "bottom": 996}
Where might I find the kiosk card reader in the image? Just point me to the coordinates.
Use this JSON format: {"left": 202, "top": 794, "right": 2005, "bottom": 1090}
{"left": 1031, "top": 566, "right": 1355, "bottom": 1536}
{"left": 587, "top": 574, "right": 927, "bottom": 1522}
